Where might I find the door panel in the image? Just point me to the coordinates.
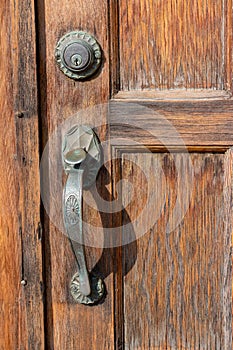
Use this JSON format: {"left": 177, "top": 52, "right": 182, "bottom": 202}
{"left": 121, "top": 152, "right": 232, "bottom": 349}
{"left": 110, "top": 1, "right": 233, "bottom": 349}
{"left": 119, "top": 0, "right": 232, "bottom": 90}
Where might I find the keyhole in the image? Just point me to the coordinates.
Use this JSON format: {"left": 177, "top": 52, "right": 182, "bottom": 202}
{"left": 74, "top": 58, "right": 80, "bottom": 66}
{"left": 71, "top": 54, "right": 83, "bottom": 67}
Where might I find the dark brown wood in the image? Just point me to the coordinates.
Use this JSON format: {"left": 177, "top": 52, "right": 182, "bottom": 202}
{"left": 37, "top": 0, "right": 114, "bottom": 349}
{"left": 0, "top": 0, "right": 44, "bottom": 349}
{"left": 118, "top": 0, "right": 232, "bottom": 91}
{"left": 109, "top": 0, "right": 120, "bottom": 96}
{"left": 112, "top": 155, "right": 124, "bottom": 350}
{"left": 119, "top": 151, "right": 232, "bottom": 349}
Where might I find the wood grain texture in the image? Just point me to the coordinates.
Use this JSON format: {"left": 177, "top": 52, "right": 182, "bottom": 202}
{"left": 118, "top": 0, "right": 232, "bottom": 91}
{"left": 114, "top": 90, "right": 232, "bottom": 101}
{"left": 109, "top": 100, "right": 233, "bottom": 147}
{"left": 0, "top": 0, "right": 44, "bottom": 349}
{"left": 120, "top": 152, "right": 232, "bottom": 349}
{"left": 37, "top": 0, "right": 114, "bottom": 348}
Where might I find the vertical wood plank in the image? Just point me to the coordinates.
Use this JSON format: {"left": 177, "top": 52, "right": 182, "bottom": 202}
{"left": 0, "top": 0, "right": 44, "bottom": 348}
{"left": 37, "top": 0, "right": 114, "bottom": 348}
{"left": 222, "top": 149, "right": 233, "bottom": 348}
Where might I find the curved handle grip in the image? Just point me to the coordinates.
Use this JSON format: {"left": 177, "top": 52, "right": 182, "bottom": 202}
{"left": 62, "top": 125, "right": 105, "bottom": 305}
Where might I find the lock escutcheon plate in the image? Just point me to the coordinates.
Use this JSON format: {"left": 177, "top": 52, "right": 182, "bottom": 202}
{"left": 55, "top": 31, "right": 102, "bottom": 80}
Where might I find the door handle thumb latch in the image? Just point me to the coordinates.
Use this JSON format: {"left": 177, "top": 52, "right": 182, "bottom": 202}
{"left": 62, "top": 125, "right": 105, "bottom": 305}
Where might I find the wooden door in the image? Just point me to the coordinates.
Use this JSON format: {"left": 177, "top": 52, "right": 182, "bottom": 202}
{"left": 1, "top": 1, "right": 232, "bottom": 349}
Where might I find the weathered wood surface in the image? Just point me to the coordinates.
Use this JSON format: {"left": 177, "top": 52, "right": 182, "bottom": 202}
{"left": 114, "top": 90, "right": 232, "bottom": 101}
{"left": 0, "top": 0, "right": 44, "bottom": 349}
{"left": 118, "top": 0, "right": 232, "bottom": 91}
{"left": 38, "top": 0, "right": 114, "bottom": 348}
{"left": 120, "top": 152, "right": 232, "bottom": 349}
{"left": 111, "top": 1, "right": 233, "bottom": 347}
{"left": 1, "top": 0, "right": 231, "bottom": 348}
{"left": 109, "top": 99, "right": 233, "bottom": 147}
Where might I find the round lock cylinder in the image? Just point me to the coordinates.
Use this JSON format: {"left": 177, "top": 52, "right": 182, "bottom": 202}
{"left": 63, "top": 42, "right": 93, "bottom": 72}
{"left": 55, "top": 31, "right": 102, "bottom": 80}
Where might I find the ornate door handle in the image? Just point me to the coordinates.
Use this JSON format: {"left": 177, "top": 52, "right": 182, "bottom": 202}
{"left": 62, "top": 125, "right": 105, "bottom": 305}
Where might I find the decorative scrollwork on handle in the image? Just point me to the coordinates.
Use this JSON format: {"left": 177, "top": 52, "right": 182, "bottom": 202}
{"left": 65, "top": 194, "right": 80, "bottom": 225}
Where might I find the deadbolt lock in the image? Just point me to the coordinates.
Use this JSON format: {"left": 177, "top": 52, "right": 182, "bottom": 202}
{"left": 55, "top": 31, "right": 102, "bottom": 80}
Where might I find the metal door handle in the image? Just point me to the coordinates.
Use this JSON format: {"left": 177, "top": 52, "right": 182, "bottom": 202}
{"left": 62, "top": 125, "right": 105, "bottom": 305}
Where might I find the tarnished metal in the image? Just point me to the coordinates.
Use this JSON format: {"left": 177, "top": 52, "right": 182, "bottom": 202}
{"left": 62, "top": 125, "right": 105, "bottom": 305}
{"left": 55, "top": 31, "right": 102, "bottom": 80}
